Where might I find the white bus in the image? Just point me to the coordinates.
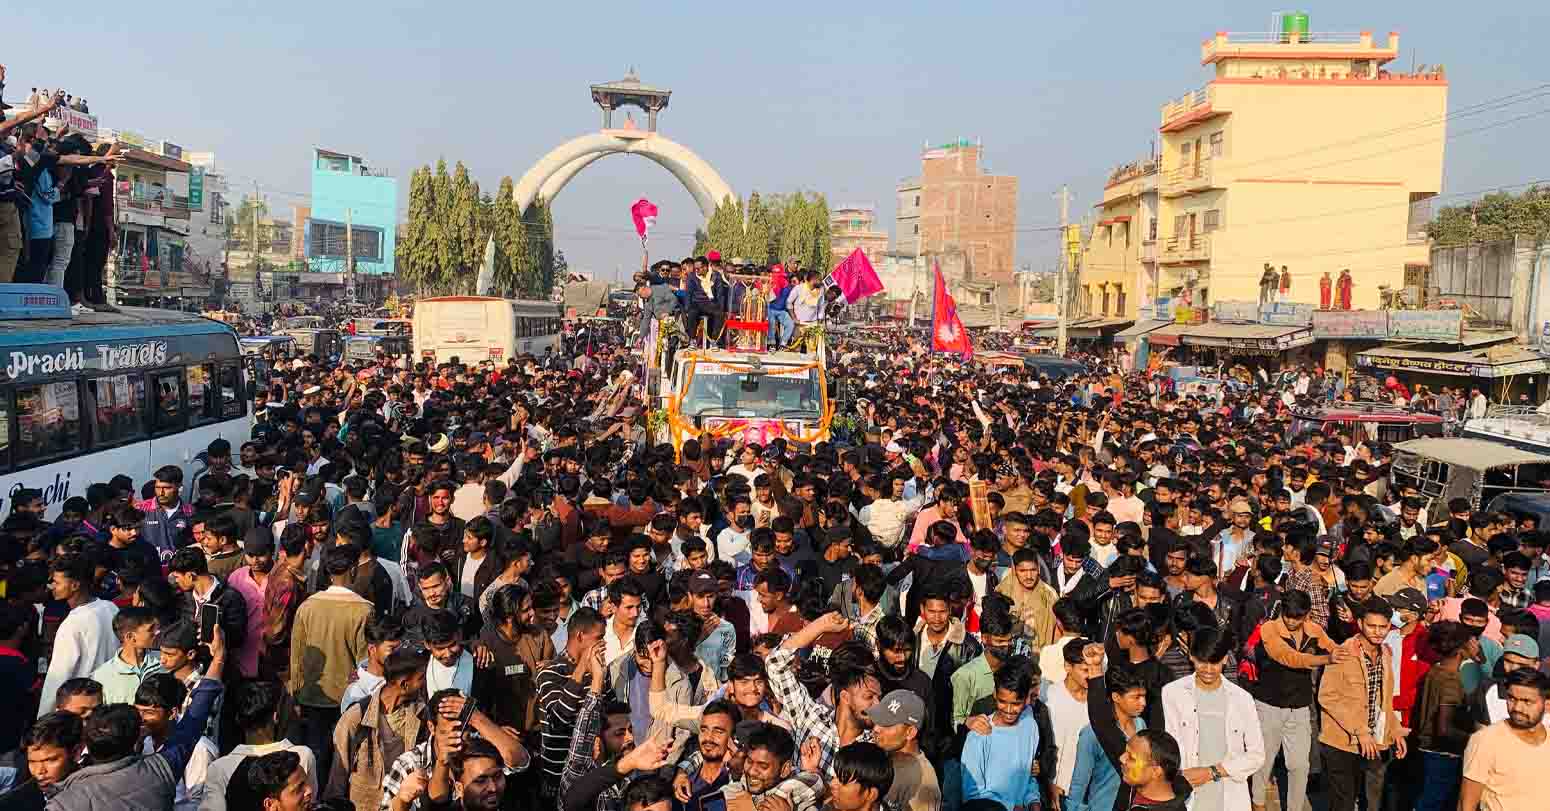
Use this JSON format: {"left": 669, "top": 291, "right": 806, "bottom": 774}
{"left": 412, "top": 296, "right": 562, "bottom": 364}
{"left": 0, "top": 307, "right": 254, "bottom": 519}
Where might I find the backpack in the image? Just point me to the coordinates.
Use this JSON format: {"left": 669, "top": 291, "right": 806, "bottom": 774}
{"left": 1236, "top": 590, "right": 1282, "bottom": 683}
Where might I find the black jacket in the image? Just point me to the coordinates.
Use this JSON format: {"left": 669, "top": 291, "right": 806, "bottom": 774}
{"left": 177, "top": 577, "right": 250, "bottom": 649}
{"left": 1086, "top": 674, "right": 1191, "bottom": 811}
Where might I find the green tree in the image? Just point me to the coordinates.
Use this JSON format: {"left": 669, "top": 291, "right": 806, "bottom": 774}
{"left": 807, "top": 193, "right": 833, "bottom": 272}
{"left": 521, "top": 197, "right": 556, "bottom": 298}
{"left": 447, "top": 162, "right": 482, "bottom": 291}
{"left": 742, "top": 192, "right": 772, "bottom": 264}
{"left": 227, "top": 194, "right": 270, "bottom": 247}
{"left": 399, "top": 166, "right": 439, "bottom": 293}
{"left": 705, "top": 195, "right": 745, "bottom": 257}
{"left": 1428, "top": 186, "right": 1550, "bottom": 246}
{"left": 431, "top": 159, "right": 456, "bottom": 291}
{"left": 692, "top": 227, "right": 710, "bottom": 257}
{"left": 491, "top": 176, "right": 527, "bottom": 295}
{"left": 778, "top": 194, "right": 815, "bottom": 271}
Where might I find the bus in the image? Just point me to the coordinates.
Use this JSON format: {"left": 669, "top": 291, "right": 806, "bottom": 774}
{"left": 412, "top": 296, "right": 562, "bottom": 364}
{"left": 0, "top": 307, "right": 253, "bottom": 519}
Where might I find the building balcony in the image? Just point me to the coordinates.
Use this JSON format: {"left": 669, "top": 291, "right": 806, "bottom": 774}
{"left": 1160, "top": 160, "right": 1218, "bottom": 197}
{"left": 1160, "top": 85, "right": 1229, "bottom": 132}
{"left": 1140, "top": 240, "right": 1158, "bottom": 264}
{"left": 1160, "top": 233, "right": 1212, "bottom": 264}
{"left": 119, "top": 189, "right": 191, "bottom": 220}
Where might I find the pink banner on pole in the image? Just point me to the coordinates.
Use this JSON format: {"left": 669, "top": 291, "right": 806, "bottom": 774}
{"left": 630, "top": 199, "right": 658, "bottom": 242}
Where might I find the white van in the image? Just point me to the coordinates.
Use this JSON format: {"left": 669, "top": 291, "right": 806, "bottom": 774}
{"left": 412, "top": 296, "right": 562, "bottom": 364}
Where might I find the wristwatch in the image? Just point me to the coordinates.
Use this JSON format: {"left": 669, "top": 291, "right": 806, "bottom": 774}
{"left": 1209, "top": 765, "right": 1222, "bottom": 782}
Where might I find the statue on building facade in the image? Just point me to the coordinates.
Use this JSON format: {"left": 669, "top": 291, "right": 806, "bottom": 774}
{"left": 1336, "top": 268, "right": 1354, "bottom": 310}
{"left": 1319, "top": 271, "right": 1333, "bottom": 310}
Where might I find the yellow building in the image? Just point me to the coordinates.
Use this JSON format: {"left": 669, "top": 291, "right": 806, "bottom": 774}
{"left": 1155, "top": 27, "right": 1445, "bottom": 310}
{"left": 1081, "top": 157, "right": 1159, "bottom": 319}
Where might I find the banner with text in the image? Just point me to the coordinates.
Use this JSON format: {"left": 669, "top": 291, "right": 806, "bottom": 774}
{"left": 1312, "top": 309, "right": 1388, "bottom": 339}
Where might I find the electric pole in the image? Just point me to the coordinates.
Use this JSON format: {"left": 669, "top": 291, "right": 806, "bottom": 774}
{"left": 345, "top": 207, "right": 355, "bottom": 304}
{"left": 1056, "top": 185, "right": 1071, "bottom": 356}
{"left": 251, "top": 181, "right": 261, "bottom": 303}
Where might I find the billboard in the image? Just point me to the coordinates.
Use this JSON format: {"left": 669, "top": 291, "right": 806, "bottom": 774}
{"left": 1312, "top": 309, "right": 1388, "bottom": 339}
{"left": 1388, "top": 310, "right": 1463, "bottom": 342}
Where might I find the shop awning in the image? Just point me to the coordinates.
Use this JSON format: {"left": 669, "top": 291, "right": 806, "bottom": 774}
{"left": 1179, "top": 322, "right": 1314, "bottom": 351}
{"left": 1145, "top": 322, "right": 1312, "bottom": 351}
{"left": 1028, "top": 317, "right": 1134, "bottom": 339}
{"left": 1355, "top": 343, "right": 1550, "bottom": 378}
{"left": 1115, "top": 319, "right": 1173, "bottom": 339}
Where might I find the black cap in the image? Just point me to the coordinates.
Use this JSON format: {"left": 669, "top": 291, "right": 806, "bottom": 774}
{"left": 243, "top": 526, "right": 274, "bottom": 556}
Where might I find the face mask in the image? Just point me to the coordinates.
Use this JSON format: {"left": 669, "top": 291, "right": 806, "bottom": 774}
{"left": 736, "top": 516, "right": 753, "bottom": 530}
{"left": 985, "top": 645, "right": 1012, "bottom": 661}
{"left": 1391, "top": 611, "right": 1406, "bottom": 629}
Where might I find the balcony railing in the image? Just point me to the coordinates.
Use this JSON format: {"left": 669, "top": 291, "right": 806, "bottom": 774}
{"left": 119, "top": 189, "right": 192, "bottom": 219}
{"left": 1106, "top": 158, "right": 1160, "bottom": 188}
{"left": 1160, "top": 160, "right": 1215, "bottom": 197}
{"left": 1161, "top": 85, "right": 1212, "bottom": 126}
{"left": 1139, "top": 240, "right": 1158, "bottom": 263}
{"left": 1161, "top": 233, "right": 1212, "bottom": 263}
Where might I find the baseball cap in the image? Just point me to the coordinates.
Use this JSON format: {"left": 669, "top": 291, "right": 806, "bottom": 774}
{"left": 1503, "top": 634, "right": 1540, "bottom": 660}
{"left": 865, "top": 690, "right": 925, "bottom": 728}
{"left": 688, "top": 571, "right": 718, "bottom": 594}
{"left": 1315, "top": 537, "right": 1338, "bottom": 558}
{"left": 1386, "top": 587, "right": 1427, "bottom": 615}
{"left": 706, "top": 250, "right": 721, "bottom": 262}
{"left": 885, "top": 441, "right": 905, "bottom": 454}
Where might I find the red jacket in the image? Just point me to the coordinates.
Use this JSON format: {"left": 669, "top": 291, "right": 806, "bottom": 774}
{"left": 1393, "top": 623, "right": 1437, "bottom": 728}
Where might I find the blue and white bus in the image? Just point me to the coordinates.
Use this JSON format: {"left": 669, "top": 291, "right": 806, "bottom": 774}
{"left": 0, "top": 307, "right": 253, "bottom": 518}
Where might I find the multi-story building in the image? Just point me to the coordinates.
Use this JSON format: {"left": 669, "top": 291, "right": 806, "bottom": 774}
{"left": 305, "top": 148, "right": 397, "bottom": 302}
{"left": 893, "top": 140, "right": 1019, "bottom": 287}
{"left": 830, "top": 205, "right": 889, "bottom": 269}
{"left": 1154, "top": 25, "right": 1445, "bottom": 310}
{"left": 108, "top": 146, "right": 215, "bottom": 306}
{"left": 1080, "top": 157, "right": 1160, "bottom": 319}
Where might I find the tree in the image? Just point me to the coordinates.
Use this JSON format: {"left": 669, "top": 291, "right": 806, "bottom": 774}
{"left": 1428, "top": 186, "right": 1550, "bottom": 247}
{"left": 431, "top": 159, "right": 456, "bottom": 291}
{"left": 491, "top": 176, "right": 526, "bottom": 295}
{"left": 705, "top": 195, "right": 745, "bottom": 257}
{"left": 399, "top": 167, "right": 438, "bottom": 293}
{"left": 692, "top": 227, "right": 710, "bottom": 257}
{"left": 227, "top": 194, "right": 270, "bottom": 247}
{"left": 447, "top": 162, "right": 482, "bottom": 292}
{"left": 742, "top": 192, "right": 772, "bottom": 265}
{"left": 778, "top": 194, "right": 814, "bottom": 271}
{"left": 521, "top": 197, "right": 556, "bottom": 298}
{"left": 807, "top": 193, "right": 833, "bottom": 272}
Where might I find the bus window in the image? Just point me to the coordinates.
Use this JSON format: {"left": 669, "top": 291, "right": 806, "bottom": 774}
{"left": 218, "top": 364, "right": 245, "bottom": 419}
{"left": 0, "top": 390, "right": 11, "bottom": 471}
{"left": 15, "top": 382, "right": 82, "bottom": 464}
{"left": 153, "top": 371, "right": 186, "bottom": 432}
{"left": 88, "top": 375, "right": 147, "bottom": 446}
{"left": 188, "top": 364, "right": 218, "bottom": 423}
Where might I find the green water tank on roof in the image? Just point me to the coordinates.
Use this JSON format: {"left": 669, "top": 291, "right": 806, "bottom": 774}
{"left": 1282, "top": 12, "right": 1310, "bottom": 41}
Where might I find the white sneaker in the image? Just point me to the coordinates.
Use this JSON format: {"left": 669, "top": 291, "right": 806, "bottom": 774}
{"left": 71, "top": 303, "right": 91, "bottom": 316}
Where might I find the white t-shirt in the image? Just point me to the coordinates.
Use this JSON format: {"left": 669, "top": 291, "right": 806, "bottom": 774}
{"left": 460, "top": 554, "right": 486, "bottom": 598}
{"left": 426, "top": 650, "right": 474, "bottom": 695}
{"left": 967, "top": 570, "right": 988, "bottom": 617}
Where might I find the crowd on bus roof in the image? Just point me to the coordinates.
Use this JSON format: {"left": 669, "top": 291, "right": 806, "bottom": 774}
{"left": 0, "top": 65, "right": 124, "bottom": 315}
{"left": 0, "top": 274, "right": 1547, "bottom": 811}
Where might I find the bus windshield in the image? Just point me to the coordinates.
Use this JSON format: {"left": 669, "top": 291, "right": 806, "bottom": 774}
{"left": 680, "top": 364, "right": 822, "bottom": 418}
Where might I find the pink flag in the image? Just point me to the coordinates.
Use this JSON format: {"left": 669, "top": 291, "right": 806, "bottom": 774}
{"left": 829, "top": 248, "right": 884, "bottom": 304}
{"left": 630, "top": 198, "right": 658, "bottom": 242}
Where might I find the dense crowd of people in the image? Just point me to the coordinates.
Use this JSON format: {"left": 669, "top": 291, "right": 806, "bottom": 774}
{"left": 0, "top": 249, "right": 1545, "bottom": 811}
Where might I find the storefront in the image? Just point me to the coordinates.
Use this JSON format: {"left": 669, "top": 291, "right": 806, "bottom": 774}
{"left": 1114, "top": 319, "right": 1173, "bottom": 369}
{"left": 1146, "top": 321, "right": 1317, "bottom": 371}
{"left": 1353, "top": 343, "right": 1550, "bottom": 403}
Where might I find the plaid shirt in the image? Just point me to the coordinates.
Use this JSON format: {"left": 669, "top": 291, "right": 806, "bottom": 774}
{"left": 580, "top": 585, "right": 651, "bottom": 615}
{"left": 560, "top": 690, "right": 627, "bottom": 811}
{"left": 379, "top": 739, "right": 433, "bottom": 811}
{"left": 1361, "top": 648, "right": 1383, "bottom": 733}
{"left": 1285, "top": 566, "right": 1332, "bottom": 628}
{"left": 725, "top": 773, "right": 826, "bottom": 811}
{"left": 764, "top": 647, "right": 875, "bottom": 774}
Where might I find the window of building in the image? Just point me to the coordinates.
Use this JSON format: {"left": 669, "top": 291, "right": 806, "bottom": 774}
{"left": 914, "top": 195, "right": 920, "bottom": 206}
{"left": 1203, "top": 209, "right": 1222, "bottom": 232}
{"left": 1149, "top": 217, "right": 1158, "bottom": 241}
{"left": 1119, "top": 222, "right": 1130, "bottom": 247}
{"left": 912, "top": 224, "right": 919, "bottom": 234}
{"left": 1117, "top": 287, "right": 1128, "bottom": 316}
{"left": 1209, "top": 131, "right": 1224, "bottom": 158}
{"left": 1102, "top": 288, "right": 1111, "bottom": 316}
{"left": 1179, "top": 142, "right": 1192, "bottom": 162}
{"left": 15, "top": 382, "right": 81, "bottom": 463}
{"left": 88, "top": 375, "right": 147, "bottom": 446}
{"left": 1173, "top": 215, "right": 1188, "bottom": 237}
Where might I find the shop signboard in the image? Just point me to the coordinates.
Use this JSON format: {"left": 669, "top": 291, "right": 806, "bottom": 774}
{"left": 1212, "top": 300, "right": 1260, "bottom": 323}
{"left": 1174, "top": 305, "right": 1206, "bottom": 325}
{"left": 1259, "top": 301, "right": 1314, "bottom": 326}
{"left": 1388, "top": 310, "right": 1462, "bottom": 342}
{"left": 1312, "top": 309, "right": 1388, "bottom": 339}
{"left": 1540, "top": 321, "right": 1550, "bottom": 355}
{"left": 1480, "top": 359, "right": 1550, "bottom": 378}
{"left": 1154, "top": 297, "right": 1175, "bottom": 321}
{"left": 159, "top": 141, "right": 184, "bottom": 161}
{"left": 1355, "top": 353, "right": 1474, "bottom": 375}
{"left": 188, "top": 168, "right": 204, "bottom": 210}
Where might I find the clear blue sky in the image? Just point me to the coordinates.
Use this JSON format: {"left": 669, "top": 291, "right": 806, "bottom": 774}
{"left": 7, "top": 2, "right": 1548, "bottom": 281}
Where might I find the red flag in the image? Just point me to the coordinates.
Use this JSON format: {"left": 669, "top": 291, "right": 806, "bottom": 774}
{"left": 630, "top": 198, "right": 658, "bottom": 243}
{"left": 829, "top": 248, "right": 884, "bottom": 304}
{"left": 931, "top": 263, "right": 973, "bottom": 358}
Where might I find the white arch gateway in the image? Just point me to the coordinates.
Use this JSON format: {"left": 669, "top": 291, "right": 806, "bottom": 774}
{"left": 511, "top": 129, "right": 736, "bottom": 220}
